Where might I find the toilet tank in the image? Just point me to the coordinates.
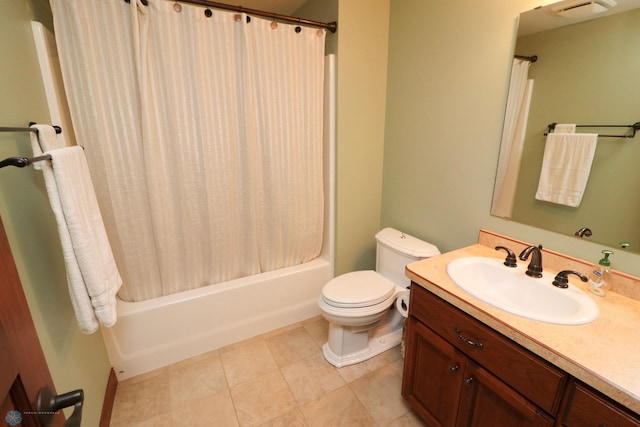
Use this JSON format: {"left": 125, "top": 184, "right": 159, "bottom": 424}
{"left": 375, "top": 228, "right": 440, "bottom": 287}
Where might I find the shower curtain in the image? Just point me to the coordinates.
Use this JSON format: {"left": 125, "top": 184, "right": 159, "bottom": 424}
{"left": 491, "top": 59, "right": 533, "bottom": 219}
{"left": 50, "top": 0, "right": 326, "bottom": 301}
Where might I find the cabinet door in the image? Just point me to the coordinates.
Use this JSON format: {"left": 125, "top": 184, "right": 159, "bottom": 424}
{"left": 561, "top": 381, "right": 640, "bottom": 427}
{"left": 456, "top": 363, "right": 553, "bottom": 427}
{"left": 403, "top": 317, "right": 467, "bottom": 427}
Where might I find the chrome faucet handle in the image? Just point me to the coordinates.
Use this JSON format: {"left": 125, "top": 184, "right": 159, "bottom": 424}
{"left": 552, "top": 270, "right": 588, "bottom": 288}
{"left": 518, "top": 244, "right": 543, "bottom": 278}
{"left": 495, "top": 246, "right": 517, "bottom": 267}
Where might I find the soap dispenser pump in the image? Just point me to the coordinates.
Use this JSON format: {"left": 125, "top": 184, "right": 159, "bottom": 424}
{"left": 588, "top": 250, "right": 613, "bottom": 297}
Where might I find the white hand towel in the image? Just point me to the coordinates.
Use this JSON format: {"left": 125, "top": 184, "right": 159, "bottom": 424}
{"left": 553, "top": 123, "right": 576, "bottom": 133}
{"left": 39, "top": 145, "right": 122, "bottom": 333}
{"left": 29, "top": 124, "right": 64, "bottom": 170}
{"left": 535, "top": 133, "right": 598, "bottom": 207}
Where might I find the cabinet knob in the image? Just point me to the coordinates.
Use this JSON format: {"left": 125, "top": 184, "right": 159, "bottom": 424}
{"left": 464, "top": 377, "right": 474, "bottom": 386}
{"left": 449, "top": 364, "right": 460, "bottom": 374}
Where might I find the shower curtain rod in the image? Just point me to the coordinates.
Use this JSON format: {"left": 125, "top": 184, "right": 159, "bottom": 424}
{"left": 170, "top": 0, "right": 337, "bottom": 33}
{"left": 515, "top": 54, "right": 537, "bottom": 63}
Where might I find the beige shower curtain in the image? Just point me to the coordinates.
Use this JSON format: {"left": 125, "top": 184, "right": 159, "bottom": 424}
{"left": 51, "top": 0, "right": 326, "bottom": 301}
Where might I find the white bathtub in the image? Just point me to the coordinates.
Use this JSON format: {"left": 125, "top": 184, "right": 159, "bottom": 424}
{"left": 102, "top": 257, "right": 332, "bottom": 380}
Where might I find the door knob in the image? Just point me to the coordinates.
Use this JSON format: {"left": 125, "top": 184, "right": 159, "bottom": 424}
{"left": 37, "top": 387, "right": 83, "bottom": 427}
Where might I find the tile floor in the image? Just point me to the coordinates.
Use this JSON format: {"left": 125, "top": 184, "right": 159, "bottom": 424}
{"left": 110, "top": 316, "right": 427, "bottom": 426}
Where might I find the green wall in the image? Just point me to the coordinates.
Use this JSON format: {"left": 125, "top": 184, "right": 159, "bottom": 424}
{"left": 0, "top": 2, "right": 110, "bottom": 425}
{"left": 299, "top": 0, "right": 391, "bottom": 274}
{"left": 381, "top": 0, "right": 640, "bottom": 277}
{"left": 334, "top": 0, "right": 390, "bottom": 274}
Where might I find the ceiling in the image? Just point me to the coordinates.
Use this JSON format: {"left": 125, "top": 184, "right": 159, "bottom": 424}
{"left": 231, "top": 0, "right": 309, "bottom": 15}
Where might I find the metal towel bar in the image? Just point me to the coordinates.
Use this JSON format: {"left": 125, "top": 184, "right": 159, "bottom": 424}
{"left": 546, "top": 122, "right": 640, "bottom": 139}
{"left": 0, "top": 123, "right": 61, "bottom": 169}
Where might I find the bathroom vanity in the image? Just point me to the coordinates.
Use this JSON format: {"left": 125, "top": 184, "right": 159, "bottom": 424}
{"left": 402, "top": 230, "right": 640, "bottom": 426}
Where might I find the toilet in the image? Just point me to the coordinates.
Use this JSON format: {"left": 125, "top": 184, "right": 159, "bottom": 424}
{"left": 318, "top": 227, "right": 440, "bottom": 367}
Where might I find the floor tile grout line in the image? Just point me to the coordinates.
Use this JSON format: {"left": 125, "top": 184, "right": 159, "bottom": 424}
{"left": 217, "top": 352, "right": 241, "bottom": 426}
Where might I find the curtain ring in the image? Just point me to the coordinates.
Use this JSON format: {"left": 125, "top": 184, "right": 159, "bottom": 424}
{"left": 271, "top": 21, "right": 278, "bottom": 29}
{"left": 173, "top": 2, "right": 182, "bottom": 12}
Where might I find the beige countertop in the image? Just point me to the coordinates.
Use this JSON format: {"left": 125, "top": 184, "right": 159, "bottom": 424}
{"left": 405, "top": 236, "right": 640, "bottom": 415}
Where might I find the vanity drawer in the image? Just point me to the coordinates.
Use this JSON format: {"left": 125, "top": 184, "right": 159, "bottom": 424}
{"left": 409, "top": 283, "right": 567, "bottom": 415}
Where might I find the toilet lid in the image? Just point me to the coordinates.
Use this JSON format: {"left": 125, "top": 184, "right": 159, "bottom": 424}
{"left": 321, "top": 270, "right": 396, "bottom": 308}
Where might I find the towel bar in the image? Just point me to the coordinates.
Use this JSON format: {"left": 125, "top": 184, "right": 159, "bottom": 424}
{"left": 0, "top": 123, "right": 61, "bottom": 169}
{"left": 546, "top": 122, "right": 640, "bottom": 139}
{"left": 0, "top": 155, "right": 52, "bottom": 169}
{"left": 0, "top": 125, "right": 62, "bottom": 134}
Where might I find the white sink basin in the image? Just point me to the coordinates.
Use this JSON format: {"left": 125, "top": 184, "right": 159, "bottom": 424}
{"left": 446, "top": 257, "right": 599, "bottom": 325}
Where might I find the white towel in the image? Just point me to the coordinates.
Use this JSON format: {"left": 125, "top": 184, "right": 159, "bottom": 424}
{"left": 29, "top": 124, "right": 64, "bottom": 170}
{"left": 33, "top": 134, "right": 122, "bottom": 333}
{"left": 535, "top": 133, "right": 598, "bottom": 207}
{"left": 553, "top": 123, "right": 576, "bottom": 133}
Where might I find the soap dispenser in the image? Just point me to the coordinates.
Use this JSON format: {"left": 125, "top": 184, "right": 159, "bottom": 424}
{"left": 588, "top": 250, "right": 613, "bottom": 297}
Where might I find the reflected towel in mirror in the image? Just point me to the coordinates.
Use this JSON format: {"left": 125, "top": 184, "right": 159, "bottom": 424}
{"left": 535, "top": 132, "right": 597, "bottom": 207}
{"left": 553, "top": 123, "right": 576, "bottom": 133}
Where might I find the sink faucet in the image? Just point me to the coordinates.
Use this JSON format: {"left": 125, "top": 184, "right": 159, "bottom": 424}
{"left": 574, "top": 227, "right": 592, "bottom": 238}
{"left": 519, "top": 244, "right": 543, "bottom": 278}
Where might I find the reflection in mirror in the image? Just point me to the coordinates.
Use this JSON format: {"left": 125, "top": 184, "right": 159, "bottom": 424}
{"left": 492, "top": 0, "right": 640, "bottom": 253}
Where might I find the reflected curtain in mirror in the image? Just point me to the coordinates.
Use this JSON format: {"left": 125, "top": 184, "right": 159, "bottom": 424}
{"left": 491, "top": 59, "right": 533, "bottom": 218}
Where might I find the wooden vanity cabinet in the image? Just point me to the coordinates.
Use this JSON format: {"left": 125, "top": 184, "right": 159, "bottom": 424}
{"left": 558, "top": 380, "right": 640, "bottom": 427}
{"left": 403, "top": 284, "right": 566, "bottom": 426}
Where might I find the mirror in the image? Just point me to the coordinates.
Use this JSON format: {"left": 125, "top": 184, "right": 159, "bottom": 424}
{"left": 492, "top": 0, "right": 640, "bottom": 253}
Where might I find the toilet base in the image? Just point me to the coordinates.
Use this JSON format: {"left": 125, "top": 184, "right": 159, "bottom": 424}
{"left": 322, "top": 310, "right": 404, "bottom": 368}
{"left": 322, "top": 327, "right": 402, "bottom": 368}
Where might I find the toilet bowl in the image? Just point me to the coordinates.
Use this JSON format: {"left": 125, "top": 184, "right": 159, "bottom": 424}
{"left": 318, "top": 228, "right": 439, "bottom": 367}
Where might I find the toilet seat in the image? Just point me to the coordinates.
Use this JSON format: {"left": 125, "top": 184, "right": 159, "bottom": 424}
{"left": 321, "top": 270, "right": 397, "bottom": 308}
